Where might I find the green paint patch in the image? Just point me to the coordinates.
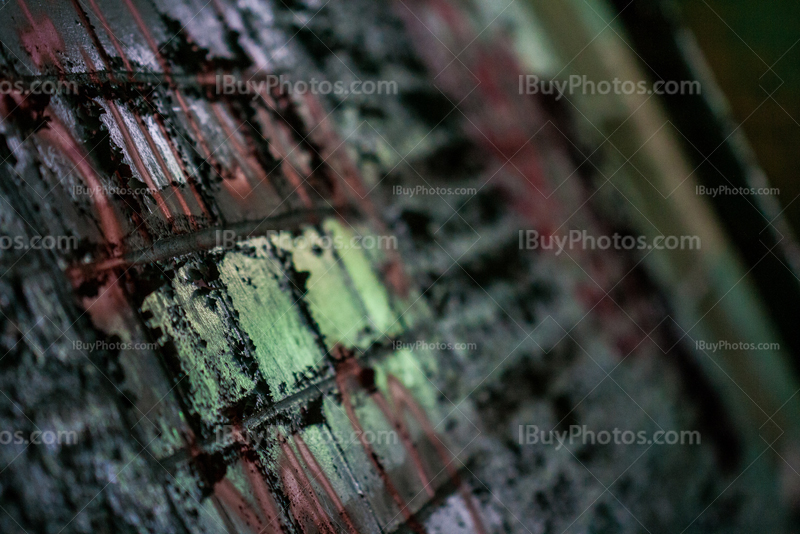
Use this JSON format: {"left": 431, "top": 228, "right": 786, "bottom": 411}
{"left": 323, "top": 219, "right": 403, "bottom": 338}
{"left": 143, "top": 264, "right": 256, "bottom": 426}
{"left": 140, "top": 221, "right": 417, "bottom": 429}
{"left": 219, "top": 238, "right": 326, "bottom": 399}
{"left": 375, "top": 349, "right": 440, "bottom": 417}
{"left": 271, "top": 226, "right": 374, "bottom": 350}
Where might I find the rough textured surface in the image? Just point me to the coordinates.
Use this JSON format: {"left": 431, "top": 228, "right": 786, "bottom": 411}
{"left": 0, "top": 0, "right": 793, "bottom": 533}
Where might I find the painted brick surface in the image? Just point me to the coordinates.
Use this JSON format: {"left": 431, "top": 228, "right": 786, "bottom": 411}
{"left": 0, "top": 0, "right": 792, "bottom": 533}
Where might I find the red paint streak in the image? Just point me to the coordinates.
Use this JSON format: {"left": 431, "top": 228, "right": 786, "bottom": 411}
{"left": 152, "top": 115, "right": 212, "bottom": 219}
{"left": 207, "top": 352, "right": 487, "bottom": 533}
{"left": 334, "top": 352, "right": 488, "bottom": 534}
{"left": 78, "top": 0, "right": 211, "bottom": 222}
{"left": 17, "top": 0, "right": 190, "bottom": 249}
{"left": 210, "top": 494, "right": 241, "bottom": 534}
{"left": 334, "top": 357, "right": 428, "bottom": 534}
{"left": 214, "top": 479, "right": 266, "bottom": 531}
{"left": 73, "top": 1, "right": 117, "bottom": 82}
{"left": 120, "top": 0, "right": 223, "bottom": 174}
{"left": 16, "top": 0, "right": 65, "bottom": 72}
{"left": 382, "top": 258, "right": 411, "bottom": 300}
{"left": 196, "top": 72, "right": 218, "bottom": 86}
{"left": 79, "top": 48, "right": 103, "bottom": 84}
{"left": 84, "top": 0, "right": 134, "bottom": 74}
{"left": 224, "top": 426, "right": 360, "bottom": 534}
{"left": 105, "top": 95, "right": 176, "bottom": 224}
{"left": 215, "top": 478, "right": 277, "bottom": 533}
{"left": 297, "top": 94, "right": 372, "bottom": 218}
{"left": 369, "top": 387, "right": 435, "bottom": 498}
{"left": 37, "top": 109, "right": 125, "bottom": 248}
{"left": 211, "top": 102, "right": 260, "bottom": 176}
{"left": 385, "top": 375, "right": 488, "bottom": 534}
{"left": 12, "top": 2, "right": 123, "bottom": 250}
{"left": 223, "top": 165, "right": 255, "bottom": 198}
{"left": 242, "top": 454, "right": 285, "bottom": 533}
{"left": 68, "top": 257, "right": 129, "bottom": 287}
{"left": 134, "top": 112, "right": 197, "bottom": 225}
{"left": 210, "top": 101, "right": 281, "bottom": 204}
{"left": 73, "top": 6, "right": 190, "bottom": 228}
{"left": 172, "top": 90, "right": 217, "bottom": 164}
{"left": 395, "top": 0, "right": 557, "bottom": 233}
{"left": 114, "top": 168, "right": 155, "bottom": 246}
{"left": 255, "top": 108, "right": 313, "bottom": 209}
{"left": 398, "top": 0, "right": 656, "bottom": 359}
{"left": 293, "top": 434, "right": 360, "bottom": 534}
{"left": 81, "top": 274, "right": 128, "bottom": 334}
{"left": 214, "top": 431, "right": 285, "bottom": 533}
{"left": 280, "top": 436, "right": 338, "bottom": 534}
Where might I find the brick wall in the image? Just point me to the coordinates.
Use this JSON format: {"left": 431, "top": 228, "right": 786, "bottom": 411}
{"left": 0, "top": 0, "right": 790, "bottom": 532}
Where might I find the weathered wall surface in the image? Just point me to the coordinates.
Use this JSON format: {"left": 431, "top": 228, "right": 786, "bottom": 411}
{"left": 0, "top": 0, "right": 791, "bottom": 533}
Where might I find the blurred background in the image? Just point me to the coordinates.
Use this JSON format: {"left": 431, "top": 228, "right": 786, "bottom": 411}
{"left": 679, "top": 0, "right": 800, "bottom": 234}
